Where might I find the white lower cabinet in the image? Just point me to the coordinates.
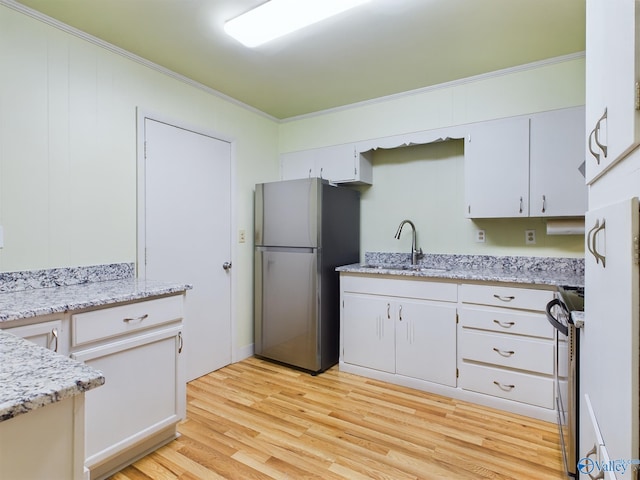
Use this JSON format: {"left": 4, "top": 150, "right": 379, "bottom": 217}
{"left": 458, "top": 284, "right": 556, "bottom": 410}
{"left": 70, "top": 295, "right": 186, "bottom": 480}
{"left": 340, "top": 274, "right": 559, "bottom": 421}
{"left": 396, "top": 299, "right": 457, "bottom": 386}
{"left": 3, "top": 318, "right": 65, "bottom": 353}
{"left": 341, "top": 275, "right": 457, "bottom": 388}
{"left": 342, "top": 293, "right": 395, "bottom": 374}
{"left": 0, "top": 395, "right": 86, "bottom": 480}
{"left": 580, "top": 394, "right": 620, "bottom": 480}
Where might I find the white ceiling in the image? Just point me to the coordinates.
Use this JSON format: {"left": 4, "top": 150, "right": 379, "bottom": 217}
{"left": 13, "top": 0, "right": 586, "bottom": 119}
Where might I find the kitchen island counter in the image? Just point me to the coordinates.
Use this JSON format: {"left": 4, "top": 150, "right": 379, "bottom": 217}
{"left": 0, "top": 263, "right": 191, "bottom": 419}
{"left": 0, "top": 331, "right": 104, "bottom": 422}
{"left": 0, "top": 277, "right": 192, "bottom": 323}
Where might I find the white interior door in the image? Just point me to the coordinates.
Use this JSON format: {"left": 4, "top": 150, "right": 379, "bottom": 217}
{"left": 141, "top": 117, "right": 232, "bottom": 381}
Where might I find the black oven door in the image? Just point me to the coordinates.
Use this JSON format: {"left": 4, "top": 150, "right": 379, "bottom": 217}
{"left": 546, "top": 296, "right": 577, "bottom": 478}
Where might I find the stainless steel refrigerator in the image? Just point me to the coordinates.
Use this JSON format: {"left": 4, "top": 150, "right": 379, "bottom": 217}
{"left": 254, "top": 177, "right": 360, "bottom": 374}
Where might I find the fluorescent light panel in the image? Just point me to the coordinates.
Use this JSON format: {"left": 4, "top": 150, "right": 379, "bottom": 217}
{"left": 224, "top": 0, "right": 371, "bottom": 48}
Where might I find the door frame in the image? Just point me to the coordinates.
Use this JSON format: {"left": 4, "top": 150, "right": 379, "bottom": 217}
{"left": 135, "top": 107, "right": 238, "bottom": 364}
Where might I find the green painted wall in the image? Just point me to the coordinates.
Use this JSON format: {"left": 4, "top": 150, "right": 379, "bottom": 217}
{"left": 0, "top": 4, "right": 280, "bottom": 351}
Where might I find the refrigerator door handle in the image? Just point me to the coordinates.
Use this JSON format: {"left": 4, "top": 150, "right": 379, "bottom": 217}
{"left": 256, "top": 246, "right": 315, "bottom": 253}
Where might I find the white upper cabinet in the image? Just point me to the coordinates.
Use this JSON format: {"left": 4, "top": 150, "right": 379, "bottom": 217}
{"left": 465, "top": 107, "right": 587, "bottom": 218}
{"left": 465, "top": 116, "right": 530, "bottom": 218}
{"left": 281, "top": 143, "right": 373, "bottom": 184}
{"left": 585, "top": 0, "right": 640, "bottom": 184}
{"left": 529, "top": 106, "right": 587, "bottom": 217}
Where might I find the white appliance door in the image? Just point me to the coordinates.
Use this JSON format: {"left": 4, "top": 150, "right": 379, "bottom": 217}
{"left": 255, "top": 247, "right": 319, "bottom": 371}
{"left": 582, "top": 196, "right": 639, "bottom": 472}
{"left": 259, "top": 178, "right": 319, "bottom": 248}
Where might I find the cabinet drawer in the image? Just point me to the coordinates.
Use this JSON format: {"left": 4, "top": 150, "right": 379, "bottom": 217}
{"left": 341, "top": 275, "right": 457, "bottom": 302}
{"left": 460, "top": 284, "right": 554, "bottom": 311}
{"left": 72, "top": 295, "right": 183, "bottom": 346}
{"left": 3, "top": 319, "right": 64, "bottom": 352}
{"left": 459, "top": 362, "right": 554, "bottom": 409}
{"left": 459, "top": 306, "right": 553, "bottom": 339}
{"left": 459, "top": 329, "right": 554, "bottom": 375}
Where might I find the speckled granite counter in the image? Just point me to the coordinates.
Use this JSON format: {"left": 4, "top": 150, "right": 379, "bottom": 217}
{"left": 0, "top": 332, "right": 105, "bottom": 421}
{"left": 336, "top": 253, "right": 584, "bottom": 288}
{"left": 0, "top": 263, "right": 191, "bottom": 423}
{"left": 0, "top": 277, "right": 192, "bottom": 323}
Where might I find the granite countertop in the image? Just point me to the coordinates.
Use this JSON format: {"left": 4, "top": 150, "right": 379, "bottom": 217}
{"left": 0, "top": 263, "right": 192, "bottom": 423}
{"left": 0, "top": 331, "right": 105, "bottom": 421}
{"left": 336, "top": 253, "right": 584, "bottom": 288}
{"left": 0, "top": 278, "right": 192, "bottom": 323}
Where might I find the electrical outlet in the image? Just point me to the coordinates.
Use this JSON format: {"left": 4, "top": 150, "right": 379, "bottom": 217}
{"left": 525, "top": 229, "right": 536, "bottom": 245}
{"left": 475, "top": 229, "right": 486, "bottom": 243}
{"left": 239, "top": 229, "right": 246, "bottom": 243}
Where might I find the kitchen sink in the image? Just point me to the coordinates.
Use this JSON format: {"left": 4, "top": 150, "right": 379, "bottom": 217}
{"left": 360, "top": 264, "right": 448, "bottom": 273}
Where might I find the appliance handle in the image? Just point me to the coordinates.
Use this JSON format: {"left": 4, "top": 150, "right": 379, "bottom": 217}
{"left": 545, "top": 298, "right": 569, "bottom": 337}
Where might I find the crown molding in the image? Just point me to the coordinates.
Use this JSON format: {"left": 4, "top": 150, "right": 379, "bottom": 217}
{"left": 2, "top": 0, "right": 584, "bottom": 124}
{"left": 0, "top": 0, "right": 278, "bottom": 122}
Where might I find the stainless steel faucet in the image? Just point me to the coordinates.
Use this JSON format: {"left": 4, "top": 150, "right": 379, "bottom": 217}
{"left": 394, "top": 219, "right": 423, "bottom": 265}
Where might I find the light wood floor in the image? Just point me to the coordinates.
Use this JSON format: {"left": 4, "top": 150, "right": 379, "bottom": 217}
{"left": 111, "top": 357, "right": 566, "bottom": 479}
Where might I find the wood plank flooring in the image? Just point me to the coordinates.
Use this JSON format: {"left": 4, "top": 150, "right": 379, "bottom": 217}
{"left": 111, "top": 357, "right": 566, "bottom": 479}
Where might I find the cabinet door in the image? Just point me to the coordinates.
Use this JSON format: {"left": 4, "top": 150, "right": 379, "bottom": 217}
{"left": 281, "top": 150, "right": 316, "bottom": 180}
{"left": 71, "top": 326, "right": 184, "bottom": 469}
{"left": 395, "top": 300, "right": 457, "bottom": 387}
{"left": 342, "top": 293, "right": 395, "bottom": 373}
{"left": 529, "top": 107, "right": 588, "bottom": 217}
{"left": 4, "top": 320, "right": 63, "bottom": 353}
{"left": 579, "top": 394, "right": 604, "bottom": 479}
{"left": 465, "top": 116, "right": 530, "bottom": 218}
{"left": 315, "top": 144, "right": 357, "bottom": 183}
{"left": 585, "top": 0, "right": 640, "bottom": 183}
{"left": 281, "top": 145, "right": 372, "bottom": 184}
{"left": 582, "top": 197, "right": 639, "bottom": 466}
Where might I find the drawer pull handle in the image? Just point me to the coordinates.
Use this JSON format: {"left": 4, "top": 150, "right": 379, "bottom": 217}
{"left": 493, "top": 381, "right": 515, "bottom": 391}
{"left": 493, "top": 347, "right": 515, "bottom": 357}
{"left": 51, "top": 327, "right": 59, "bottom": 353}
{"left": 493, "top": 294, "right": 515, "bottom": 302}
{"left": 493, "top": 320, "right": 515, "bottom": 328}
{"left": 178, "top": 332, "right": 184, "bottom": 354}
{"left": 123, "top": 313, "right": 149, "bottom": 323}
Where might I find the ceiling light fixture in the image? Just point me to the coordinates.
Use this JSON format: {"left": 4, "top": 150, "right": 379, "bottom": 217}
{"left": 224, "top": 0, "right": 371, "bottom": 48}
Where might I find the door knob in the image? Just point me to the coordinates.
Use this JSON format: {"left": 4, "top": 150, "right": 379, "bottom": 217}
{"left": 222, "top": 261, "right": 232, "bottom": 271}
